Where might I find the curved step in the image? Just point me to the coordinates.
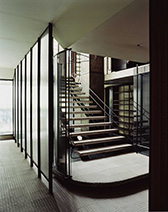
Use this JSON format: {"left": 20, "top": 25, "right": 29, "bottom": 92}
{"left": 70, "top": 128, "right": 118, "bottom": 137}
{"left": 75, "top": 144, "right": 133, "bottom": 156}
{"left": 69, "top": 121, "right": 112, "bottom": 128}
{"left": 69, "top": 116, "right": 107, "bottom": 121}
{"left": 71, "top": 135, "right": 125, "bottom": 146}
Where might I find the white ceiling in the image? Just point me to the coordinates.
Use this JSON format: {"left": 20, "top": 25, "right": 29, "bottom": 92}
{"left": 70, "top": 0, "right": 149, "bottom": 63}
{"left": 0, "top": 0, "right": 149, "bottom": 74}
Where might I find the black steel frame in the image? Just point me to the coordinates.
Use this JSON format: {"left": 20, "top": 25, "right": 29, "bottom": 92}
{"left": 25, "top": 55, "right": 27, "bottom": 159}
{"left": 20, "top": 61, "right": 23, "bottom": 152}
{"left": 37, "top": 37, "right": 41, "bottom": 179}
{"left": 13, "top": 23, "right": 54, "bottom": 193}
{"left": 17, "top": 65, "right": 19, "bottom": 147}
{"left": 48, "top": 23, "right": 54, "bottom": 193}
{"left": 30, "top": 48, "right": 33, "bottom": 167}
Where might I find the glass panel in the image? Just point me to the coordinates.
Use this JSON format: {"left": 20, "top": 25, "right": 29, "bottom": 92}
{"left": 40, "top": 31, "right": 49, "bottom": 178}
{"left": 18, "top": 64, "right": 21, "bottom": 144}
{"left": 22, "top": 59, "right": 25, "bottom": 149}
{"left": 15, "top": 70, "right": 18, "bottom": 140}
{"left": 0, "top": 81, "right": 13, "bottom": 135}
{"left": 13, "top": 73, "right": 16, "bottom": 138}
{"left": 142, "top": 73, "right": 150, "bottom": 148}
{"left": 54, "top": 50, "right": 71, "bottom": 176}
{"left": 32, "top": 43, "right": 38, "bottom": 164}
{"left": 26, "top": 53, "right": 31, "bottom": 155}
{"left": 134, "top": 71, "right": 150, "bottom": 150}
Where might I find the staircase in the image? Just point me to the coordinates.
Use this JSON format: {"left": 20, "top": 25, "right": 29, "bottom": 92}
{"left": 63, "top": 77, "right": 135, "bottom": 159}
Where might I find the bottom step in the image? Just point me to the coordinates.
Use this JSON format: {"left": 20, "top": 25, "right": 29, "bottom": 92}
{"left": 76, "top": 144, "right": 133, "bottom": 156}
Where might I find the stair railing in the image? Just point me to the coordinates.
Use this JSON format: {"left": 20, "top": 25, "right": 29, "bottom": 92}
{"left": 88, "top": 88, "right": 135, "bottom": 145}
{"left": 69, "top": 75, "right": 150, "bottom": 151}
{"left": 133, "top": 100, "right": 150, "bottom": 150}
{"left": 133, "top": 100, "right": 150, "bottom": 120}
{"left": 128, "top": 90, "right": 150, "bottom": 150}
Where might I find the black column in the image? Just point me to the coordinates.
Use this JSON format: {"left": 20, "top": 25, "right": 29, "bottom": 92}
{"left": 48, "top": 23, "right": 54, "bottom": 194}
{"left": 30, "top": 48, "right": 33, "bottom": 167}
{"left": 20, "top": 61, "right": 23, "bottom": 152}
{"left": 17, "top": 66, "right": 19, "bottom": 147}
{"left": 150, "top": 0, "right": 168, "bottom": 210}
{"left": 25, "top": 56, "right": 27, "bottom": 159}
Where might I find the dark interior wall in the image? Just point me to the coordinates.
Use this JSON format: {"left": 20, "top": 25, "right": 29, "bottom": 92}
{"left": 150, "top": 0, "right": 168, "bottom": 210}
{"left": 71, "top": 51, "right": 76, "bottom": 77}
{"left": 90, "top": 55, "right": 104, "bottom": 101}
{"left": 112, "top": 58, "right": 127, "bottom": 71}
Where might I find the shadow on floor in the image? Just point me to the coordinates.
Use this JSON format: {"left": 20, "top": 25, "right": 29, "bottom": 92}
{"left": 53, "top": 173, "right": 149, "bottom": 199}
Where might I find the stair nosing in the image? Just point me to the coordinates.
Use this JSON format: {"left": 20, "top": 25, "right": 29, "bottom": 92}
{"left": 69, "top": 122, "right": 112, "bottom": 128}
{"left": 69, "top": 116, "right": 107, "bottom": 120}
{"left": 72, "top": 135, "right": 125, "bottom": 146}
{"left": 76, "top": 144, "right": 132, "bottom": 156}
{"left": 70, "top": 128, "right": 118, "bottom": 137}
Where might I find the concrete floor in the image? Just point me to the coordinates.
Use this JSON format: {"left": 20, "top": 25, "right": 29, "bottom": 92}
{"left": 0, "top": 140, "right": 148, "bottom": 212}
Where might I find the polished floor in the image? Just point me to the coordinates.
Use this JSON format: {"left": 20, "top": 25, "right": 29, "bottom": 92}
{"left": 0, "top": 140, "right": 148, "bottom": 212}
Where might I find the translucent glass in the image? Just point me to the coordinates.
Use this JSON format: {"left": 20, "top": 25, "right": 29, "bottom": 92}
{"left": 32, "top": 43, "right": 38, "bottom": 164}
{"left": 18, "top": 64, "right": 21, "bottom": 144}
{"left": 15, "top": 69, "right": 18, "bottom": 141}
{"left": 54, "top": 50, "right": 71, "bottom": 176}
{"left": 40, "top": 31, "right": 49, "bottom": 178}
{"left": 0, "top": 80, "right": 13, "bottom": 135}
{"left": 26, "top": 53, "right": 31, "bottom": 155}
{"left": 22, "top": 59, "right": 25, "bottom": 149}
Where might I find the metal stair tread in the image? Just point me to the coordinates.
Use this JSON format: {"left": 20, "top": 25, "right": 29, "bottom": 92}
{"left": 72, "top": 135, "right": 125, "bottom": 146}
{"left": 69, "top": 96, "right": 89, "bottom": 99}
{"left": 70, "top": 128, "right": 118, "bottom": 137}
{"left": 60, "top": 92, "right": 86, "bottom": 95}
{"left": 70, "top": 87, "right": 82, "bottom": 90}
{"left": 70, "top": 105, "right": 98, "bottom": 109}
{"left": 60, "top": 100, "right": 93, "bottom": 103}
{"left": 76, "top": 144, "right": 133, "bottom": 156}
{"left": 69, "top": 110, "right": 102, "bottom": 114}
{"left": 69, "top": 121, "right": 112, "bottom": 128}
{"left": 69, "top": 116, "right": 107, "bottom": 121}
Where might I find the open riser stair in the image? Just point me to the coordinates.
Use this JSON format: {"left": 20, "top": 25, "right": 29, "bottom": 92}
{"left": 60, "top": 77, "right": 135, "bottom": 160}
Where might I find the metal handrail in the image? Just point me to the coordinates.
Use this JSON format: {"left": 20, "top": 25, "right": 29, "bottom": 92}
{"left": 88, "top": 88, "right": 134, "bottom": 144}
{"left": 133, "top": 100, "right": 150, "bottom": 120}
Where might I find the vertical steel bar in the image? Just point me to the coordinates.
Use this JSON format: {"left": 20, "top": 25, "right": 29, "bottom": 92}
{"left": 136, "top": 65, "right": 139, "bottom": 148}
{"left": 37, "top": 38, "right": 41, "bottom": 179}
{"left": 25, "top": 55, "right": 27, "bottom": 159}
{"left": 20, "top": 61, "right": 23, "bottom": 152}
{"left": 30, "top": 48, "right": 33, "bottom": 167}
{"left": 17, "top": 65, "right": 19, "bottom": 147}
{"left": 48, "top": 23, "right": 54, "bottom": 194}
